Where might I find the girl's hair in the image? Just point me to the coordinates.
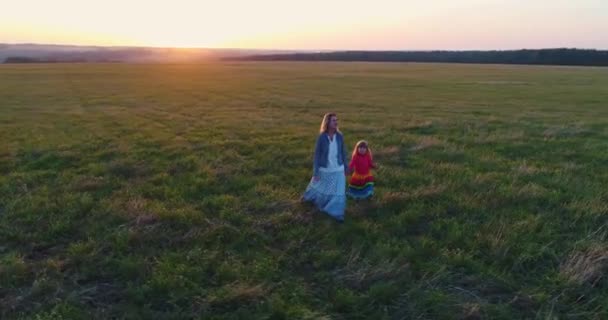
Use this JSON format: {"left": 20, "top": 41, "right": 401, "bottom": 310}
{"left": 319, "top": 113, "right": 339, "bottom": 133}
{"left": 352, "top": 140, "right": 373, "bottom": 160}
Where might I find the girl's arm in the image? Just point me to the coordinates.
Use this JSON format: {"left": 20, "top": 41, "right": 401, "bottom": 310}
{"left": 348, "top": 156, "right": 355, "bottom": 172}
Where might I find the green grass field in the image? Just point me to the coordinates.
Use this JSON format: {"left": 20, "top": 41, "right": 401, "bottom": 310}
{"left": 1, "top": 62, "right": 608, "bottom": 319}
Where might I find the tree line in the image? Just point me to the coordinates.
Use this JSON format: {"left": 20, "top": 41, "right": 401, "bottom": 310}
{"left": 230, "top": 48, "right": 608, "bottom": 66}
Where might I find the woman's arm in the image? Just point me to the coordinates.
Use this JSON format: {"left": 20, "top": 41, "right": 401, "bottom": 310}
{"left": 313, "top": 134, "right": 322, "bottom": 177}
{"left": 341, "top": 134, "right": 349, "bottom": 174}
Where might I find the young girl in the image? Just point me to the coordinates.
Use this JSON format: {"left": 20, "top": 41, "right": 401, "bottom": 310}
{"left": 347, "top": 140, "right": 376, "bottom": 199}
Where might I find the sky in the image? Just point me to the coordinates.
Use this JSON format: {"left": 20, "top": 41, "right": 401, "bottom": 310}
{"left": 1, "top": 0, "right": 607, "bottom": 50}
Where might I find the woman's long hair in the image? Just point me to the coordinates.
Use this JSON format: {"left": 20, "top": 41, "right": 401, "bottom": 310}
{"left": 319, "top": 113, "right": 339, "bottom": 133}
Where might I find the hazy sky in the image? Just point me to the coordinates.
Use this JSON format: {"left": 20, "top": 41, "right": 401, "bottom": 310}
{"left": 1, "top": 0, "right": 607, "bottom": 50}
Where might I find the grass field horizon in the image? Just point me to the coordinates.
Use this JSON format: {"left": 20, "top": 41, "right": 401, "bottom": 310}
{"left": 1, "top": 62, "right": 608, "bottom": 319}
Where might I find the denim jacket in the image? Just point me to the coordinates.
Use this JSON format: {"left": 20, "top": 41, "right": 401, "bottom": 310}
{"left": 313, "top": 132, "right": 347, "bottom": 176}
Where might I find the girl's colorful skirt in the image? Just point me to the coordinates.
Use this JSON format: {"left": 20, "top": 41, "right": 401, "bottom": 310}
{"left": 347, "top": 172, "right": 374, "bottom": 199}
{"left": 302, "top": 168, "right": 346, "bottom": 221}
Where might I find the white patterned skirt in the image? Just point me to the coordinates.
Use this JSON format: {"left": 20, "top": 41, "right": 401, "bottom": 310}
{"left": 302, "top": 166, "right": 346, "bottom": 221}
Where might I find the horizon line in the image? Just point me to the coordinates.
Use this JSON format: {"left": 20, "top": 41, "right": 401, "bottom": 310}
{"left": 2, "top": 42, "right": 607, "bottom": 52}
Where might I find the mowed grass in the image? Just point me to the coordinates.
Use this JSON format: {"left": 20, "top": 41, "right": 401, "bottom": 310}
{"left": 1, "top": 62, "right": 608, "bottom": 319}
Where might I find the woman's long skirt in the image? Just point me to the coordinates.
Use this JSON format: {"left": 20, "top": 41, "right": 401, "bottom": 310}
{"left": 303, "top": 169, "right": 346, "bottom": 221}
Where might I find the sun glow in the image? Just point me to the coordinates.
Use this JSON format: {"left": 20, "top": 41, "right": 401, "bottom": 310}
{"left": 1, "top": 0, "right": 606, "bottom": 49}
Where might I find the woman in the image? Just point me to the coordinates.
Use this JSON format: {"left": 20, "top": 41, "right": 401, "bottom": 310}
{"left": 302, "top": 113, "right": 349, "bottom": 221}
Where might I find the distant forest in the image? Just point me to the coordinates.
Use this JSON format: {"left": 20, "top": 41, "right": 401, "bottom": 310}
{"left": 231, "top": 49, "right": 608, "bottom": 66}
{"left": 4, "top": 56, "right": 98, "bottom": 63}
